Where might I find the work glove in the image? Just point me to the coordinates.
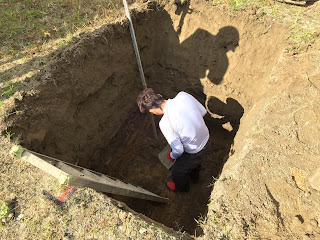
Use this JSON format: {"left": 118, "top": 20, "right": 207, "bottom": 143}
{"left": 166, "top": 151, "right": 175, "bottom": 162}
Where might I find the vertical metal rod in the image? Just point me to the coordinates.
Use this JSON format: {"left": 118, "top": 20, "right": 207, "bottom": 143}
{"left": 123, "top": 0, "right": 158, "bottom": 139}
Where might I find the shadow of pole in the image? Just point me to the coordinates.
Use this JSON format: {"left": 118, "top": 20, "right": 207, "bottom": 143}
{"left": 174, "top": 0, "right": 193, "bottom": 35}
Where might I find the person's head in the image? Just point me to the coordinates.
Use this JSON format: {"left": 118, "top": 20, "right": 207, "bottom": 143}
{"left": 217, "top": 26, "right": 239, "bottom": 52}
{"left": 136, "top": 88, "right": 165, "bottom": 115}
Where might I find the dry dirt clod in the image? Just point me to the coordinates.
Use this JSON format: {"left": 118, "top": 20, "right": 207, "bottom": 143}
{"left": 292, "top": 168, "right": 307, "bottom": 191}
{"left": 222, "top": 122, "right": 233, "bottom": 132}
{"left": 139, "top": 228, "right": 147, "bottom": 234}
{"left": 308, "top": 168, "right": 320, "bottom": 192}
{"left": 118, "top": 211, "right": 127, "bottom": 220}
{"left": 310, "top": 219, "right": 318, "bottom": 227}
{"left": 304, "top": 192, "right": 311, "bottom": 198}
{"left": 306, "top": 223, "right": 314, "bottom": 233}
{"left": 302, "top": 234, "right": 311, "bottom": 240}
{"left": 293, "top": 216, "right": 304, "bottom": 226}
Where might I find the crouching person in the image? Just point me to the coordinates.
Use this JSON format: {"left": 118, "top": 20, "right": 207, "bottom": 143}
{"left": 136, "top": 88, "right": 210, "bottom": 192}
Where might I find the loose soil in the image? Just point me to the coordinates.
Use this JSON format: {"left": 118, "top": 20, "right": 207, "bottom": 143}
{"left": 3, "top": 0, "right": 320, "bottom": 239}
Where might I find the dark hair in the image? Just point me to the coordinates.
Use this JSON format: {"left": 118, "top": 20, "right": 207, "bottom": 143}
{"left": 136, "top": 88, "right": 165, "bottom": 113}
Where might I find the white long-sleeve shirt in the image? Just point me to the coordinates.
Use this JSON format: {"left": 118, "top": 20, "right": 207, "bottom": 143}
{"left": 159, "top": 92, "right": 210, "bottom": 159}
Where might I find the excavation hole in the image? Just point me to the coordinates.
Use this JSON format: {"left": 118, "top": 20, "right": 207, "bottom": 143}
{"left": 5, "top": 2, "right": 286, "bottom": 236}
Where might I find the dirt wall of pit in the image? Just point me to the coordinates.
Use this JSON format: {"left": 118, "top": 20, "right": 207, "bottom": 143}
{"left": 9, "top": 21, "right": 144, "bottom": 166}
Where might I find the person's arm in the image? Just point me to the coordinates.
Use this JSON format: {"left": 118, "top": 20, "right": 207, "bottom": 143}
{"left": 160, "top": 123, "right": 184, "bottom": 159}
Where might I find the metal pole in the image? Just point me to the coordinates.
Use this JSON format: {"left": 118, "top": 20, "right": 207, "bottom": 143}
{"left": 122, "top": 0, "right": 158, "bottom": 139}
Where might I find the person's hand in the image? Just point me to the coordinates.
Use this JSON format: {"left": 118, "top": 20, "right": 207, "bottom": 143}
{"left": 166, "top": 151, "right": 175, "bottom": 162}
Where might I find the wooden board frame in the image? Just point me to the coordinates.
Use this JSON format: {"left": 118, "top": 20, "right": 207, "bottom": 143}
{"left": 276, "top": 0, "right": 307, "bottom": 5}
{"left": 19, "top": 148, "right": 168, "bottom": 203}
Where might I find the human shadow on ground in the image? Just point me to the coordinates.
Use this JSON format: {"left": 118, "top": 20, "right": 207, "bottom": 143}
{"left": 139, "top": 1, "right": 239, "bottom": 98}
{"left": 179, "top": 26, "right": 239, "bottom": 85}
{"left": 206, "top": 96, "right": 244, "bottom": 140}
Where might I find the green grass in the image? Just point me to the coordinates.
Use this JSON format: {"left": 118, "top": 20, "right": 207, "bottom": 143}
{"left": 5, "top": 131, "right": 14, "bottom": 141}
{"left": 228, "top": 0, "right": 254, "bottom": 10}
{"left": 291, "top": 26, "right": 316, "bottom": 43}
{"left": 26, "top": 9, "right": 45, "bottom": 19}
{"left": 287, "top": 26, "right": 316, "bottom": 54}
{"left": 212, "top": 0, "right": 256, "bottom": 10}
{"left": 0, "top": 201, "right": 9, "bottom": 219}
{"left": 286, "top": 8, "right": 317, "bottom": 54}
{"left": 290, "top": 10, "right": 316, "bottom": 44}
{"left": 207, "top": 176, "right": 219, "bottom": 187}
{"left": 1, "top": 82, "right": 19, "bottom": 98}
{"left": 211, "top": 0, "right": 298, "bottom": 14}
{"left": 194, "top": 213, "right": 208, "bottom": 226}
{"left": 0, "top": 0, "right": 122, "bottom": 59}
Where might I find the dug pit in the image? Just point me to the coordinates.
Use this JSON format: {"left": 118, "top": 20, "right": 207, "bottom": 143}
{"left": 5, "top": 1, "right": 287, "bottom": 236}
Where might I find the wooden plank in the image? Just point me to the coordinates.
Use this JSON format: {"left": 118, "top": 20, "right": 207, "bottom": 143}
{"left": 21, "top": 151, "right": 66, "bottom": 179}
{"left": 56, "top": 163, "right": 165, "bottom": 201}
{"left": 22, "top": 150, "right": 168, "bottom": 203}
{"left": 81, "top": 169, "right": 107, "bottom": 182}
{"left": 29, "top": 150, "right": 153, "bottom": 194}
{"left": 276, "top": 0, "right": 306, "bottom": 5}
{"left": 84, "top": 170, "right": 159, "bottom": 197}
{"left": 69, "top": 176, "right": 168, "bottom": 203}
{"left": 98, "top": 174, "right": 151, "bottom": 195}
{"left": 81, "top": 169, "right": 129, "bottom": 188}
{"left": 28, "top": 150, "right": 60, "bottom": 165}
{"left": 54, "top": 162, "right": 167, "bottom": 202}
{"left": 55, "top": 162, "right": 87, "bottom": 178}
{"left": 80, "top": 168, "right": 154, "bottom": 196}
